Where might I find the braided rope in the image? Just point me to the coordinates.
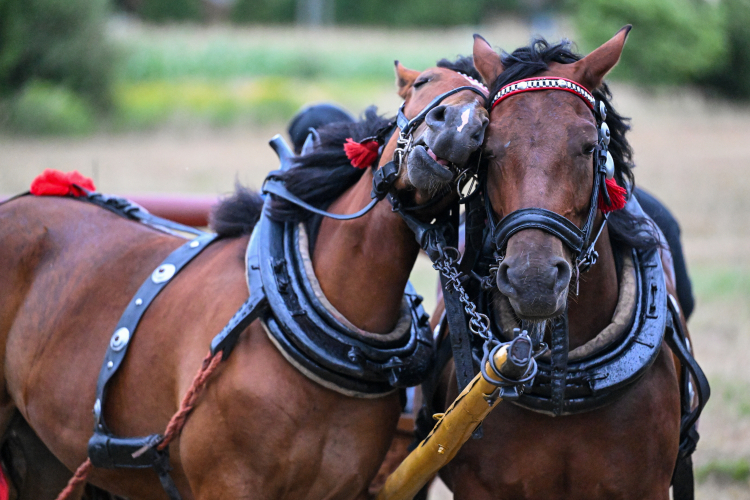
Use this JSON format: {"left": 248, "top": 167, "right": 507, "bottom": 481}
{"left": 158, "top": 350, "right": 224, "bottom": 450}
{"left": 55, "top": 349, "right": 224, "bottom": 500}
{"left": 54, "top": 458, "right": 92, "bottom": 500}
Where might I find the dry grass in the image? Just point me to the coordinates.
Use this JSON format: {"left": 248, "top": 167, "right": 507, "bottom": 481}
{"left": 1, "top": 25, "right": 749, "bottom": 500}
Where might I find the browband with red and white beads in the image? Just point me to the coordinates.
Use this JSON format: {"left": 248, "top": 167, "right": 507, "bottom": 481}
{"left": 490, "top": 77, "right": 595, "bottom": 110}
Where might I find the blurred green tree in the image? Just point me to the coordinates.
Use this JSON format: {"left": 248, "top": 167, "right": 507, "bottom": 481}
{"left": 701, "top": 0, "right": 750, "bottom": 99}
{"left": 574, "top": 0, "right": 727, "bottom": 86}
{"left": 231, "top": 0, "right": 296, "bottom": 23}
{"left": 230, "top": 0, "right": 520, "bottom": 26}
{"left": 137, "top": 0, "right": 204, "bottom": 22}
{"left": 0, "top": 0, "right": 116, "bottom": 109}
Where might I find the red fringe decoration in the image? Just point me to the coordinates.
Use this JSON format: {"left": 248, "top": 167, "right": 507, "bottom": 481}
{"left": 599, "top": 178, "right": 627, "bottom": 213}
{"left": 343, "top": 138, "right": 379, "bottom": 169}
{"left": 30, "top": 169, "right": 96, "bottom": 197}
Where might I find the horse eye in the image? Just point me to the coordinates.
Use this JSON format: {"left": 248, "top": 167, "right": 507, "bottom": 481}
{"left": 414, "top": 79, "right": 430, "bottom": 89}
{"left": 582, "top": 144, "right": 596, "bottom": 156}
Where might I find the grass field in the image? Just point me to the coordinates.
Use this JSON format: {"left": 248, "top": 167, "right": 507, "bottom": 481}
{"left": 2, "top": 21, "right": 749, "bottom": 499}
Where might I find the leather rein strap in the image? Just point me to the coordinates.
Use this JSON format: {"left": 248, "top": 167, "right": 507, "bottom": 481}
{"left": 666, "top": 295, "right": 710, "bottom": 500}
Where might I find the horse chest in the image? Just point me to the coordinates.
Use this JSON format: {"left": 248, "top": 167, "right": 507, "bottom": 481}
{"left": 445, "top": 348, "right": 680, "bottom": 500}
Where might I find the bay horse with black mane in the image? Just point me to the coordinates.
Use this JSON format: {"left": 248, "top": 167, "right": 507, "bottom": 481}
{"left": 0, "top": 58, "right": 488, "bottom": 499}
{"left": 423, "top": 28, "right": 708, "bottom": 500}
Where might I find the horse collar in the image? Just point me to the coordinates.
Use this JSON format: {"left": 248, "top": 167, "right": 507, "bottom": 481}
{"left": 247, "top": 209, "right": 434, "bottom": 397}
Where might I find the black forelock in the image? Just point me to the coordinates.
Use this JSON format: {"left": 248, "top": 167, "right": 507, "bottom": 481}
{"left": 487, "top": 37, "right": 659, "bottom": 253}
{"left": 437, "top": 55, "right": 483, "bottom": 83}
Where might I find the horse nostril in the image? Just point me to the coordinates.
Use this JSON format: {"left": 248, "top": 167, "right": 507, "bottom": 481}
{"left": 496, "top": 261, "right": 515, "bottom": 297}
{"left": 426, "top": 105, "right": 446, "bottom": 128}
{"left": 553, "top": 258, "right": 572, "bottom": 293}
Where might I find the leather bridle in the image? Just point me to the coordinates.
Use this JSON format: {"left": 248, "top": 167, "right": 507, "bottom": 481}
{"left": 484, "top": 77, "right": 617, "bottom": 284}
{"left": 262, "top": 83, "right": 488, "bottom": 222}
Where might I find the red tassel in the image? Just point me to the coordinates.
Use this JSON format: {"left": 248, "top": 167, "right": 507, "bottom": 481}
{"left": 598, "top": 178, "right": 627, "bottom": 213}
{"left": 30, "top": 169, "right": 96, "bottom": 197}
{"left": 343, "top": 138, "right": 379, "bottom": 169}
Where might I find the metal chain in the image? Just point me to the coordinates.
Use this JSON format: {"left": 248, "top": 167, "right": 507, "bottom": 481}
{"left": 433, "top": 246, "right": 492, "bottom": 341}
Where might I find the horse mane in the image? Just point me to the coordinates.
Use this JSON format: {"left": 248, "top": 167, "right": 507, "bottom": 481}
{"left": 437, "top": 56, "right": 483, "bottom": 83}
{"left": 209, "top": 106, "right": 392, "bottom": 238}
{"left": 210, "top": 183, "right": 264, "bottom": 238}
{"left": 488, "top": 38, "right": 660, "bottom": 253}
{"left": 211, "top": 56, "right": 487, "bottom": 236}
{"left": 265, "top": 106, "right": 393, "bottom": 223}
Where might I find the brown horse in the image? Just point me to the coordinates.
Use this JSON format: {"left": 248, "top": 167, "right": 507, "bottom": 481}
{"left": 430, "top": 29, "right": 693, "bottom": 499}
{"left": 0, "top": 60, "right": 488, "bottom": 499}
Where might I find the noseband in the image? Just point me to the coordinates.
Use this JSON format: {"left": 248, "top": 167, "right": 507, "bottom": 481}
{"left": 486, "top": 77, "right": 616, "bottom": 279}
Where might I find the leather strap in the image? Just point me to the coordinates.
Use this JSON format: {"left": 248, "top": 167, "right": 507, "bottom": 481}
{"left": 493, "top": 208, "right": 585, "bottom": 255}
{"left": 210, "top": 293, "right": 269, "bottom": 359}
{"left": 441, "top": 274, "right": 474, "bottom": 391}
{"left": 88, "top": 433, "right": 182, "bottom": 499}
{"left": 672, "top": 455, "right": 694, "bottom": 500}
{"left": 666, "top": 295, "right": 710, "bottom": 500}
{"left": 549, "top": 313, "right": 570, "bottom": 416}
{"left": 666, "top": 297, "right": 710, "bottom": 439}
{"left": 458, "top": 194, "right": 486, "bottom": 276}
{"left": 93, "top": 232, "right": 217, "bottom": 433}
{"left": 397, "top": 86, "right": 487, "bottom": 136}
{"left": 84, "top": 193, "right": 206, "bottom": 237}
{"left": 153, "top": 450, "right": 182, "bottom": 500}
{"left": 263, "top": 178, "right": 380, "bottom": 221}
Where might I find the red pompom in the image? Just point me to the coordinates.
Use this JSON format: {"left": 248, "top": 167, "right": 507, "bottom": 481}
{"left": 30, "top": 169, "right": 96, "bottom": 197}
{"left": 343, "top": 138, "right": 380, "bottom": 169}
{"left": 598, "top": 178, "right": 627, "bottom": 213}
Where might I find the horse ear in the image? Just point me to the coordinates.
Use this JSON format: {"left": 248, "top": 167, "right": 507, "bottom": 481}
{"left": 473, "top": 34, "right": 503, "bottom": 86}
{"left": 395, "top": 61, "right": 421, "bottom": 99}
{"left": 569, "top": 25, "right": 632, "bottom": 91}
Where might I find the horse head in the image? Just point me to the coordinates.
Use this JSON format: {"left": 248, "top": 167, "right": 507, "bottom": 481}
{"left": 390, "top": 61, "right": 490, "bottom": 203}
{"left": 474, "top": 27, "right": 631, "bottom": 320}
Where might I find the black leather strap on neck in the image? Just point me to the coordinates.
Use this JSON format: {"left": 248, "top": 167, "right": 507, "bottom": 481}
{"left": 263, "top": 178, "right": 380, "bottom": 221}
{"left": 92, "top": 232, "right": 217, "bottom": 434}
{"left": 549, "top": 313, "right": 570, "bottom": 416}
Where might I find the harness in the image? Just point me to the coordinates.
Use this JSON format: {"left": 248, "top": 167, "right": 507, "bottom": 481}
{"left": 417, "top": 76, "right": 710, "bottom": 499}
{"left": 81, "top": 83, "right": 493, "bottom": 498}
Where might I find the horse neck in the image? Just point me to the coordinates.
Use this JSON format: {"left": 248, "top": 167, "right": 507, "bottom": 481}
{"left": 566, "top": 224, "right": 620, "bottom": 350}
{"left": 310, "top": 167, "right": 420, "bottom": 334}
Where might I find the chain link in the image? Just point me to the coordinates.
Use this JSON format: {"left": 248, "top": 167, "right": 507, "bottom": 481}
{"left": 433, "top": 246, "right": 492, "bottom": 341}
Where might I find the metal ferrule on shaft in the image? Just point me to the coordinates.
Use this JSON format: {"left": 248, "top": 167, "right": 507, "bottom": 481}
{"left": 376, "top": 341, "right": 527, "bottom": 500}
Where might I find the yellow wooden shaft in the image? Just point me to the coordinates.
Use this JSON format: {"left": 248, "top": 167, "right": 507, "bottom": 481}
{"left": 375, "top": 346, "right": 508, "bottom": 500}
